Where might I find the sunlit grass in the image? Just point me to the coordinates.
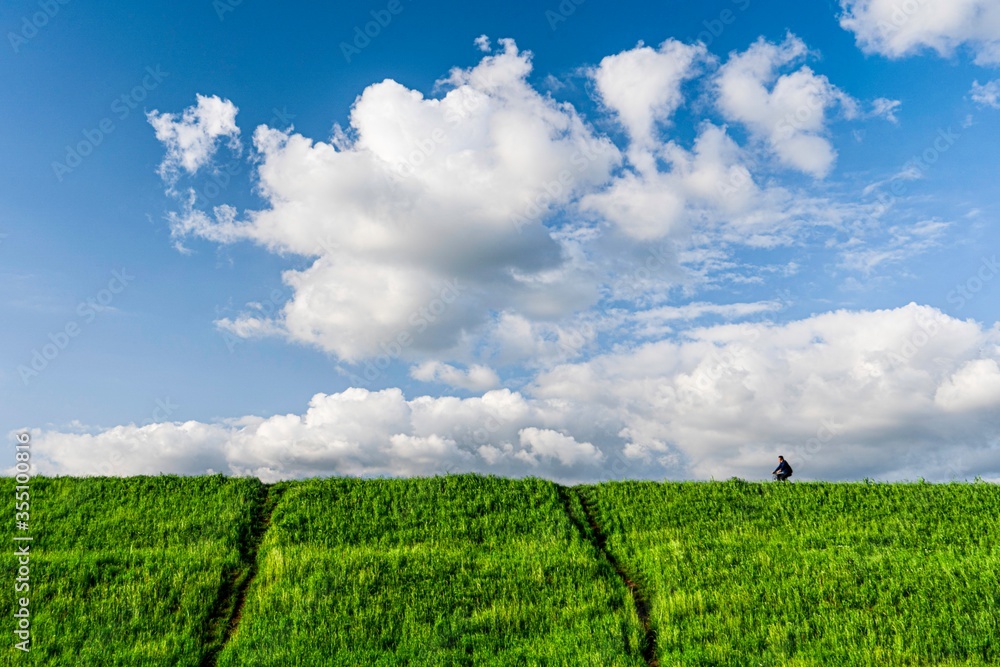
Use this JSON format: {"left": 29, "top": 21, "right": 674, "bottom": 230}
{"left": 218, "top": 475, "right": 646, "bottom": 666}
{"left": 3, "top": 475, "right": 997, "bottom": 665}
{"left": 0, "top": 475, "right": 264, "bottom": 666}
{"left": 585, "top": 480, "right": 1000, "bottom": 666}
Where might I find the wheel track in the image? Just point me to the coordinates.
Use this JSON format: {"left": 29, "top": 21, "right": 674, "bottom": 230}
{"left": 560, "top": 486, "right": 660, "bottom": 667}
{"left": 198, "top": 482, "right": 281, "bottom": 667}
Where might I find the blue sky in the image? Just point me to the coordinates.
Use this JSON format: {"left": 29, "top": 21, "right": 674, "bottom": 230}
{"left": 3, "top": 0, "right": 1000, "bottom": 481}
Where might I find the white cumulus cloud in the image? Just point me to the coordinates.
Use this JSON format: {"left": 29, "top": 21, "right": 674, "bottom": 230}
{"left": 164, "top": 39, "right": 620, "bottom": 364}
{"left": 715, "top": 34, "right": 858, "bottom": 177}
{"left": 580, "top": 123, "right": 760, "bottom": 240}
{"left": 971, "top": 79, "right": 1000, "bottom": 107}
{"left": 871, "top": 97, "right": 902, "bottom": 122}
{"left": 146, "top": 37, "right": 919, "bottom": 387}
{"left": 517, "top": 428, "right": 604, "bottom": 467}
{"left": 148, "top": 94, "right": 241, "bottom": 183}
{"left": 935, "top": 359, "right": 1000, "bottom": 412}
{"left": 18, "top": 306, "right": 1000, "bottom": 483}
{"left": 840, "top": 0, "right": 1000, "bottom": 65}
{"left": 411, "top": 361, "right": 501, "bottom": 392}
{"left": 590, "top": 39, "right": 706, "bottom": 155}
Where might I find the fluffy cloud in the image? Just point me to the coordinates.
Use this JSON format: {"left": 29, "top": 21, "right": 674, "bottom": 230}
{"left": 22, "top": 388, "right": 612, "bottom": 483}
{"left": 840, "top": 0, "right": 1000, "bottom": 65}
{"left": 581, "top": 123, "right": 759, "bottom": 240}
{"left": 161, "top": 40, "right": 619, "bottom": 363}
{"left": 411, "top": 361, "right": 501, "bottom": 392}
{"left": 517, "top": 428, "right": 604, "bottom": 467}
{"left": 147, "top": 94, "right": 240, "bottom": 183}
{"left": 582, "top": 40, "right": 792, "bottom": 241}
{"left": 871, "top": 97, "right": 902, "bottom": 122}
{"left": 971, "top": 79, "right": 1000, "bottom": 108}
{"left": 21, "top": 306, "right": 1000, "bottom": 482}
{"left": 531, "top": 303, "right": 1000, "bottom": 481}
{"left": 578, "top": 119, "right": 871, "bottom": 247}
{"left": 149, "top": 37, "right": 892, "bottom": 369}
{"left": 590, "top": 39, "right": 705, "bottom": 154}
{"left": 715, "top": 34, "right": 858, "bottom": 177}
{"left": 935, "top": 359, "right": 1000, "bottom": 411}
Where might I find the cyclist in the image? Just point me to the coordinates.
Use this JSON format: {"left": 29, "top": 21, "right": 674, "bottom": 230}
{"left": 772, "top": 455, "right": 793, "bottom": 481}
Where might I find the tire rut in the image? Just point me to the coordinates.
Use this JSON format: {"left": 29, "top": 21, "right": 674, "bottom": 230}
{"left": 198, "top": 482, "right": 281, "bottom": 667}
{"left": 561, "top": 486, "right": 660, "bottom": 667}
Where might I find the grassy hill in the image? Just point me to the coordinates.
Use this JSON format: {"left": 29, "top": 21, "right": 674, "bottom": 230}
{"left": 3, "top": 476, "right": 998, "bottom": 666}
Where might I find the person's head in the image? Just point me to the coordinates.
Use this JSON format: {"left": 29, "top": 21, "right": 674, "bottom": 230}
{"left": 777, "top": 455, "right": 784, "bottom": 461}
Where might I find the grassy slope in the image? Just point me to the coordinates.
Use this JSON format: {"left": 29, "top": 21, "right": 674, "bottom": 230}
{"left": 0, "top": 476, "right": 264, "bottom": 666}
{"left": 584, "top": 480, "right": 1000, "bottom": 667}
{"left": 217, "top": 475, "right": 646, "bottom": 667}
{"left": 3, "top": 476, "right": 999, "bottom": 665}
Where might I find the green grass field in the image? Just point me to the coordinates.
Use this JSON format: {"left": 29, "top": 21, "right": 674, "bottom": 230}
{"left": 3, "top": 475, "right": 999, "bottom": 665}
{"left": 216, "top": 476, "right": 645, "bottom": 666}
{"left": 582, "top": 480, "right": 1000, "bottom": 666}
{"left": 0, "top": 475, "right": 266, "bottom": 666}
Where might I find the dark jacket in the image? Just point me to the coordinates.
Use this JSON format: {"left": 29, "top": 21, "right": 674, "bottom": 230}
{"left": 773, "top": 460, "right": 792, "bottom": 475}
